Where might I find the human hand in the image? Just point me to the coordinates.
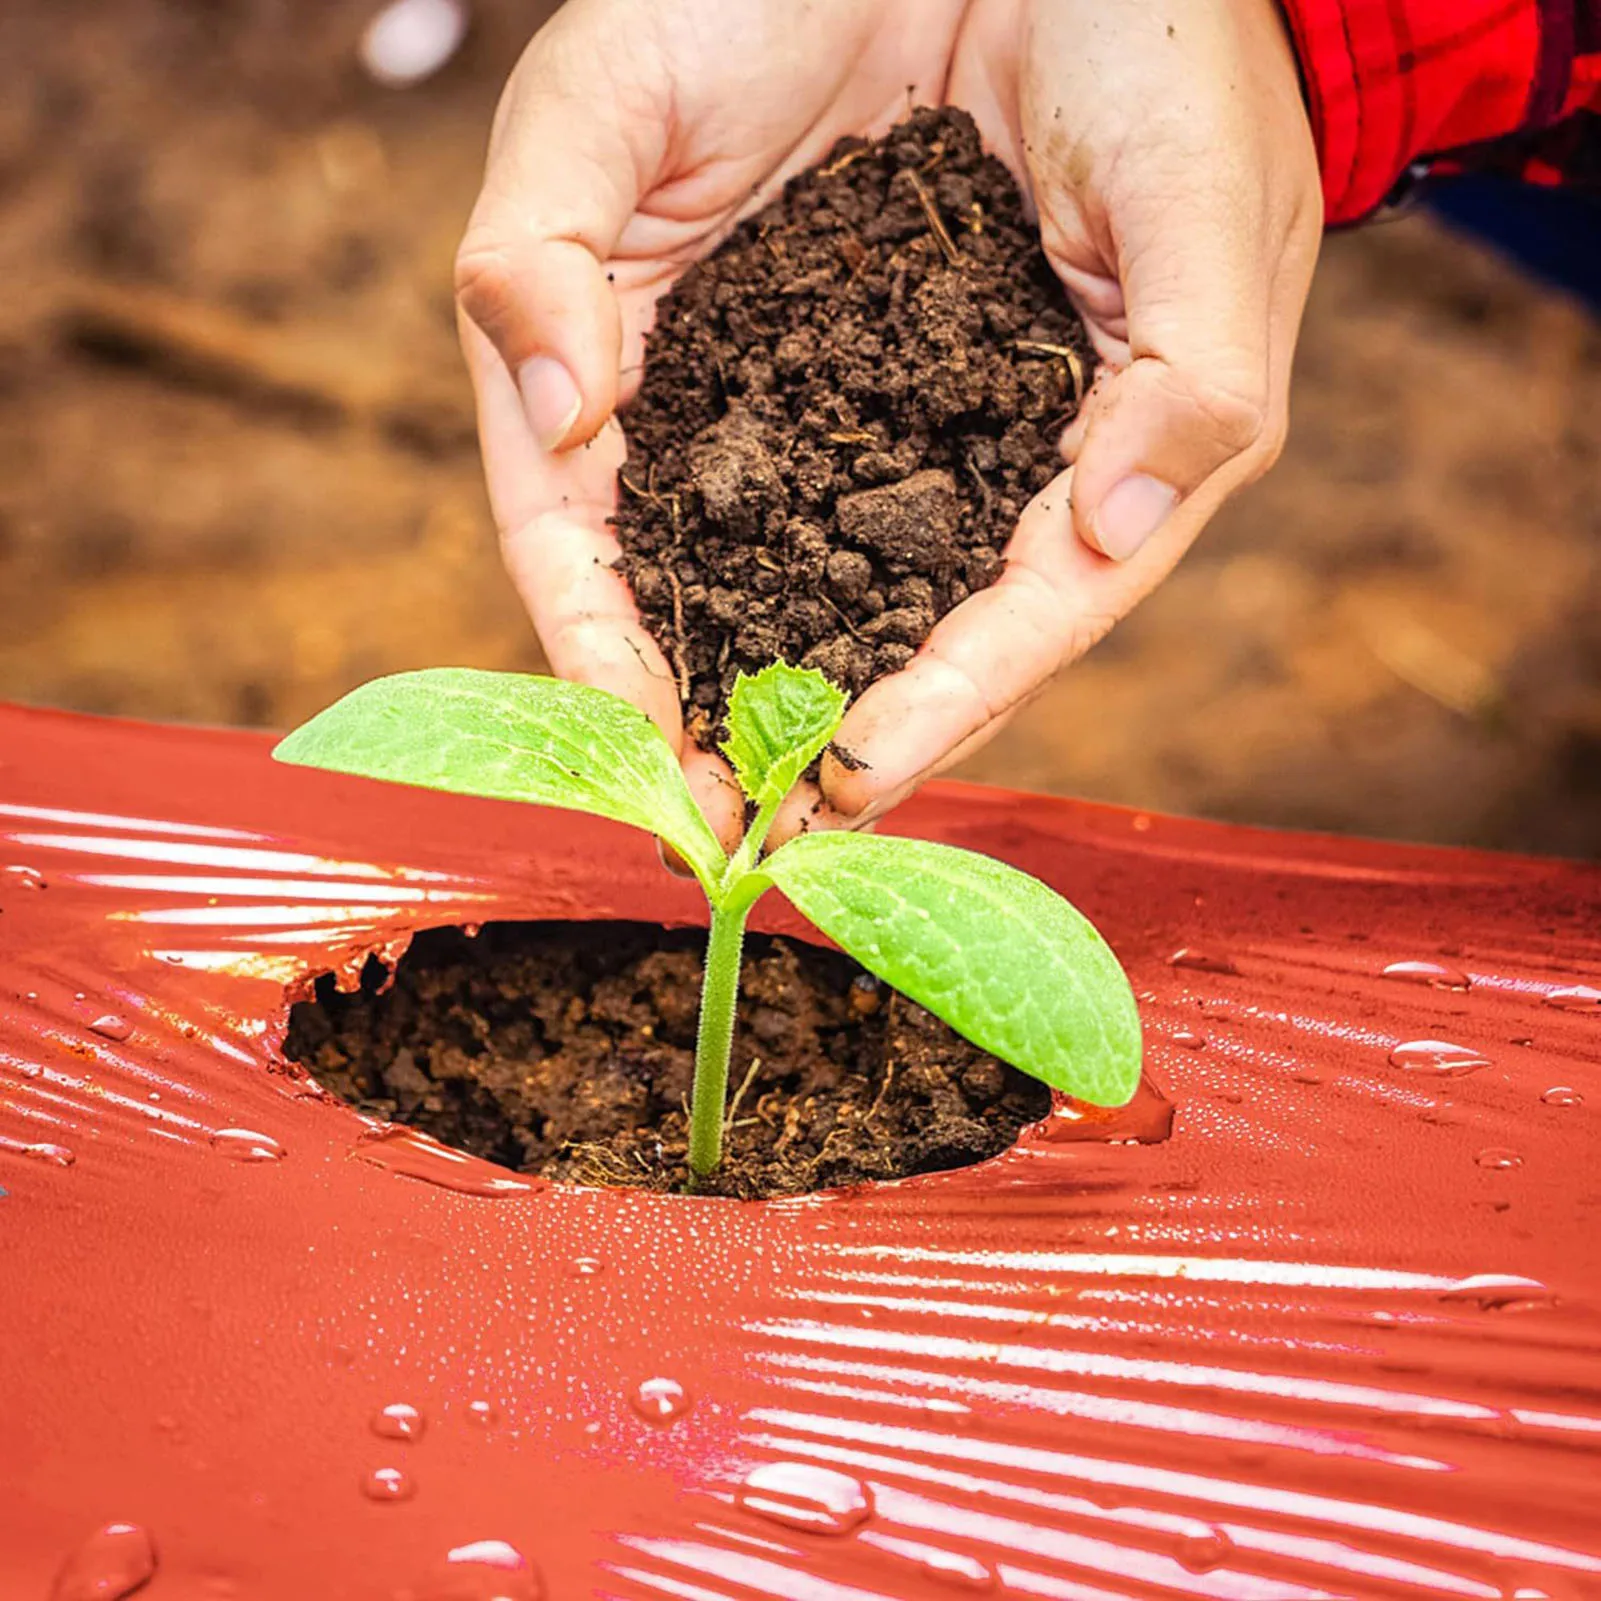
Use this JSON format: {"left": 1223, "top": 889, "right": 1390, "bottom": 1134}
{"left": 780, "top": 0, "right": 1323, "bottom": 842}
{"left": 454, "top": 0, "right": 968, "bottom": 853}
{"left": 457, "top": 0, "right": 1321, "bottom": 851}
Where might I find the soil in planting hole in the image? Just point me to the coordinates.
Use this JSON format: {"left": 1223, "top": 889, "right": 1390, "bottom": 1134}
{"left": 283, "top": 920, "right": 1051, "bottom": 1198}
{"left": 612, "top": 105, "right": 1093, "bottom": 746}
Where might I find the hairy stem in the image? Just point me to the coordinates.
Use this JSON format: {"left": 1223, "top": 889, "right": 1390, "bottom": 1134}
{"left": 688, "top": 896, "right": 753, "bottom": 1179}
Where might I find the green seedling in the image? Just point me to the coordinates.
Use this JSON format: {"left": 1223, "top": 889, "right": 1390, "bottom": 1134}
{"left": 274, "top": 662, "right": 1141, "bottom": 1180}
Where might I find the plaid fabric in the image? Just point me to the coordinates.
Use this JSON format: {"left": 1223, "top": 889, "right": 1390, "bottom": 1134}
{"left": 1279, "top": 0, "right": 1601, "bottom": 221}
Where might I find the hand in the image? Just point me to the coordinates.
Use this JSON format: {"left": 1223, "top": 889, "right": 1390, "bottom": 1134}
{"left": 803, "top": 0, "right": 1322, "bottom": 840}
{"left": 454, "top": 0, "right": 968, "bottom": 853}
{"left": 456, "top": 0, "right": 1321, "bottom": 850}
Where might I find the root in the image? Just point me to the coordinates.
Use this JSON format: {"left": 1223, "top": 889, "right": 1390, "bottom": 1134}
{"left": 904, "top": 169, "right": 964, "bottom": 268}
{"left": 1012, "top": 339, "right": 1086, "bottom": 407}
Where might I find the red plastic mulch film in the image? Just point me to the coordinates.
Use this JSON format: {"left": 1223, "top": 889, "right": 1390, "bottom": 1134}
{"left": 1, "top": 700, "right": 1598, "bottom": 1600}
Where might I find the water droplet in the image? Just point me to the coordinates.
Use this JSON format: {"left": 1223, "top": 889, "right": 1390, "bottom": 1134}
{"left": 25, "top": 1142, "right": 76, "bottom": 1167}
{"left": 1036, "top": 1077, "right": 1174, "bottom": 1146}
{"left": 51, "top": 1522, "right": 156, "bottom": 1600}
{"left": 630, "top": 1377, "right": 690, "bottom": 1425}
{"left": 1541, "top": 1085, "right": 1583, "bottom": 1107}
{"left": 1387, "top": 1039, "right": 1490, "bottom": 1077}
{"left": 210, "top": 1128, "right": 285, "bottom": 1163}
{"left": 1440, "top": 1274, "right": 1553, "bottom": 1311}
{"left": 891, "top": 1544, "right": 995, "bottom": 1589}
{"left": 416, "top": 1539, "right": 542, "bottom": 1601}
{"left": 1544, "top": 985, "right": 1600, "bottom": 1014}
{"left": 87, "top": 1013, "right": 133, "bottom": 1041}
{"left": 570, "top": 1256, "right": 604, "bottom": 1277}
{"left": 465, "top": 1399, "right": 500, "bottom": 1427}
{"left": 1475, "top": 1146, "right": 1523, "bottom": 1171}
{"left": 361, "top": 1466, "right": 415, "bottom": 1502}
{"left": 353, "top": 1125, "right": 534, "bottom": 1196}
{"left": 735, "top": 1462, "right": 873, "bottom": 1535}
{"left": 1176, "top": 1526, "right": 1234, "bottom": 1574}
{"left": 1171, "top": 1030, "right": 1207, "bottom": 1051}
{"left": 1168, "top": 947, "right": 1238, "bottom": 976}
{"left": 372, "top": 1403, "right": 425, "bottom": 1441}
{"left": 1381, "top": 960, "right": 1470, "bottom": 990}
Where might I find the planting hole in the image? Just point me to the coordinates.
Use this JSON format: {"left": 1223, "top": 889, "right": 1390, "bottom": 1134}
{"left": 283, "top": 920, "right": 1050, "bottom": 1198}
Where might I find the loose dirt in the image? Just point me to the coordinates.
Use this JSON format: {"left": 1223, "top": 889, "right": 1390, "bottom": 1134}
{"left": 283, "top": 920, "right": 1051, "bottom": 1198}
{"left": 612, "top": 106, "right": 1092, "bottom": 743}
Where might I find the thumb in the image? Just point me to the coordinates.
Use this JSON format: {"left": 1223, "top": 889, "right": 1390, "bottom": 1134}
{"left": 1065, "top": 198, "right": 1281, "bottom": 562}
{"left": 453, "top": 5, "right": 656, "bottom": 452}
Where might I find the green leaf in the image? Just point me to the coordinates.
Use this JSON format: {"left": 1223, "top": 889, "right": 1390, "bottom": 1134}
{"left": 762, "top": 832, "right": 1141, "bottom": 1105}
{"left": 273, "top": 668, "right": 726, "bottom": 891}
{"left": 721, "top": 663, "right": 847, "bottom": 808}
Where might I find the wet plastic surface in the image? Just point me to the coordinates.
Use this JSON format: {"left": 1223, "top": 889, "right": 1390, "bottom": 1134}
{"left": 2, "top": 701, "right": 1598, "bottom": 1599}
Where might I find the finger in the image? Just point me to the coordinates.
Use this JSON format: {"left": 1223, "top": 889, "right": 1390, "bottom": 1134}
{"left": 682, "top": 748, "right": 747, "bottom": 858}
{"left": 454, "top": 0, "right": 665, "bottom": 452}
{"left": 1064, "top": 180, "right": 1315, "bottom": 560}
{"left": 462, "top": 316, "right": 684, "bottom": 746}
{"left": 765, "top": 781, "right": 852, "bottom": 852}
{"left": 1022, "top": 6, "right": 1315, "bottom": 564}
{"left": 1064, "top": 185, "right": 1282, "bottom": 559}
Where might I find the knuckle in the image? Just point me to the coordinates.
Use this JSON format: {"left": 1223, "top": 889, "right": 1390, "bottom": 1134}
{"left": 1184, "top": 373, "right": 1270, "bottom": 459}
{"left": 453, "top": 238, "right": 516, "bottom": 331}
{"left": 1257, "top": 405, "right": 1290, "bottom": 468}
{"left": 1063, "top": 612, "right": 1119, "bottom": 666}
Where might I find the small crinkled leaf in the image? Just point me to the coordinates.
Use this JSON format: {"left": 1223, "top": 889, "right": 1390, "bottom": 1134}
{"left": 721, "top": 663, "right": 847, "bottom": 807}
{"left": 273, "top": 669, "right": 725, "bottom": 889}
{"left": 762, "top": 832, "right": 1141, "bottom": 1105}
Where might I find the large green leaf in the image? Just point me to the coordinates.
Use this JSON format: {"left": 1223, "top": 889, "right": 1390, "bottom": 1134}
{"left": 273, "top": 669, "right": 726, "bottom": 890}
{"left": 721, "top": 662, "right": 846, "bottom": 809}
{"left": 762, "top": 832, "right": 1141, "bottom": 1104}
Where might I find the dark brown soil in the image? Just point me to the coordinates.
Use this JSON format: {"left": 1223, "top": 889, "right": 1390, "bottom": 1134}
{"left": 282, "top": 920, "right": 1051, "bottom": 1199}
{"left": 611, "top": 106, "right": 1093, "bottom": 744}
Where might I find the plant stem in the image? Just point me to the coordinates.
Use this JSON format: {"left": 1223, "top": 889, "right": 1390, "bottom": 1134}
{"left": 688, "top": 896, "right": 752, "bottom": 1179}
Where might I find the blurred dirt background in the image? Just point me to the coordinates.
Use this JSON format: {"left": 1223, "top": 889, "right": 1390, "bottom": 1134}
{"left": 1, "top": 0, "right": 1597, "bottom": 857}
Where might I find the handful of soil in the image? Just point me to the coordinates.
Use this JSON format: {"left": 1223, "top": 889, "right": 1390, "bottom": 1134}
{"left": 612, "top": 105, "right": 1093, "bottom": 745}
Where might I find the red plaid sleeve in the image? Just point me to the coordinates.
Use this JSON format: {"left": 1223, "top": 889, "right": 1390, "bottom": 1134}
{"left": 1278, "top": 0, "right": 1601, "bottom": 222}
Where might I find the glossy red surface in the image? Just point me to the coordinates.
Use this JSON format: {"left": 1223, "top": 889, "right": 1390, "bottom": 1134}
{"left": 2, "top": 701, "right": 1599, "bottom": 1600}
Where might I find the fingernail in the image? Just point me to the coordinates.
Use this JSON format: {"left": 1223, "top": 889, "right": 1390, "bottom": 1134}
{"left": 1091, "top": 474, "right": 1178, "bottom": 561}
{"left": 517, "top": 355, "right": 581, "bottom": 452}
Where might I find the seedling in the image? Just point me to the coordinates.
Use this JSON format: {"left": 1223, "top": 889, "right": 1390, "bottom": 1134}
{"left": 274, "top": 662, "right": 1141, "bottom": 1180}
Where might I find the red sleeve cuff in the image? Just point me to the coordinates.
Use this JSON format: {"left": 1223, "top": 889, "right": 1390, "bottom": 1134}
{"left": 1278, "top": 0, "right": 1551, "bottom": 223}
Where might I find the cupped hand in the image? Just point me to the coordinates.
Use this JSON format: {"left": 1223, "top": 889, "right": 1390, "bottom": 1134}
{"left": 794, "top": 0, "right": 1323, "bottom": 841}
{"left": 457, "top": 0, "right": 1322, "bottom": 854}
{"left": 455, "top": 0, "right": 968, "bottom": 853}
